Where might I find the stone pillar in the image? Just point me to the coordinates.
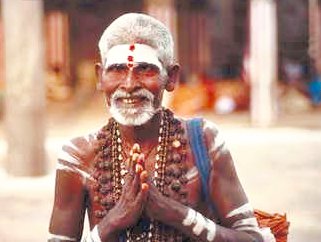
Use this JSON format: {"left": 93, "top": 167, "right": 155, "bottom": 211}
{"left": 45, "top": 11, "right": 72, "bottom": 101}
{"left": 0, "top": 19, "right": 4, "bottom": 97}
{"left": 249, "top": 0, "right": 278, "bottom": 126}
{"left": 309, "top": 0, "right": 321, "bottom": 74}
{"left": 1, "top": 0, "right": 46, "bottom": 176}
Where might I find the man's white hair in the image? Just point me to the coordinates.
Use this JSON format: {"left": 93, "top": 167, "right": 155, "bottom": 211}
{"left": 98, "top": 13, "right": 174, "bottom": 68}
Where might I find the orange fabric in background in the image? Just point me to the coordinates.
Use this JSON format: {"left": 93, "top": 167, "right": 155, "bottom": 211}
{"left": 255, "top": 209, "right": 290, "bottom": 242}
{"left": 170, "top": 83, "right": 208, "bottom": 116}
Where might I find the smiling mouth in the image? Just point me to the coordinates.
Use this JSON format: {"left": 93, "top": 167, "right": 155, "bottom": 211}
{"left": 116, "top": 96, "right": 150, "bottom": 105}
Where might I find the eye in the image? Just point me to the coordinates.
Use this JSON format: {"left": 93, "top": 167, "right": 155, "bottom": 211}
{"left": 106, "top": 64, "right": 128, "bottom": 73}
{"left": 134, "top": 63, "right": 160, "bottom": 77}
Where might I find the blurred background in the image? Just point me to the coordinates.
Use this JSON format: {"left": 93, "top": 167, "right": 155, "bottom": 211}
{"left": 0, "top": 0, "right": 320, "bottom": 241}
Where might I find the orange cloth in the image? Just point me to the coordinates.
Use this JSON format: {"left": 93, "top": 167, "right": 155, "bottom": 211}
{"left": 255, "top": 209, "right": 290, "bottom": 242}
{"left": 170, "top": 83, "right": 208, "bottom": 116}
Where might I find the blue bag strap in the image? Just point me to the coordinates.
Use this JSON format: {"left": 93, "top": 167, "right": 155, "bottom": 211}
{"left": 186, "top": 118, "right": 211, "bottom": 201}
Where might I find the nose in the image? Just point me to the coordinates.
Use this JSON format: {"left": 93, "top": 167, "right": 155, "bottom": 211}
{"left": 120, "top": 68, "right": 140, "bottom": 93}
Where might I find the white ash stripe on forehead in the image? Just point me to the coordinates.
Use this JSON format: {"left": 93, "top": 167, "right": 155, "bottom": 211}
{"left": 104, "top": 44, "right": 163, "bottom": 70}
{"left": 48, "top": 233, "right": 77, "bottom": 241}
{"left": 226, "top": 203, "right": 254, "bottom": 218}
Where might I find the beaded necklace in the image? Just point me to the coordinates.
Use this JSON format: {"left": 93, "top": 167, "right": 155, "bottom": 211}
{"left": 92, "top": 108, "right": 188, "bottom": 242}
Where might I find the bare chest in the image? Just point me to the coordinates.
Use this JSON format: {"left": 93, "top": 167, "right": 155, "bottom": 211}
{"left": 85, "top": 141, "right": 204, "bottom": 226}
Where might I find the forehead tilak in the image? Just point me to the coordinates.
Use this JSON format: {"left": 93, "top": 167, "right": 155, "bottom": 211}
{"left": 127, "top": 44, "right": 135, "bottom": 69}
{"left": 104, "top": 43, "right": 163, "bottom": 70}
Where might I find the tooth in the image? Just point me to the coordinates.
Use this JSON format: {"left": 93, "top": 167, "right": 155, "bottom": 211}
{"left": 123, "top": 98, "right": 134, "bottom": 104}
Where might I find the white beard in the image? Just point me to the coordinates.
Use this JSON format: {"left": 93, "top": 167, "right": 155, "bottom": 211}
{"left": 109, "top": 89, "right": 158, "bottom": 126}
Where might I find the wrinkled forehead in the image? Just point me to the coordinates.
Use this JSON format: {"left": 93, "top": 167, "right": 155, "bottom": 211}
{"left": 104, "top": 44, "right": 163, "bottom": 70}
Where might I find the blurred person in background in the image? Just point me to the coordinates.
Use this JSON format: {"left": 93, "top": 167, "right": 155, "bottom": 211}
{"left": 48, "top": 13, "right": 271, "bottom": 242}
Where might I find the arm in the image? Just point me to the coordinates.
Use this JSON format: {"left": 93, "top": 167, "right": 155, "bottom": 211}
{"left": 48, "top": 136, "right": 95, "bottom": 242}
{"left": 144, "top": 120, "right": 263, "bottom": 242}
{"left": 94, "top": 146, "right": 149, "bottom": 242}
{"left": 48, "top": 166, "right": 86, "bottom": 242}
{"left": 144, "top": 184, "right": 262, "bottom": 242}
{"left": 203, "top": 120, "right": 263, "bottom": 242}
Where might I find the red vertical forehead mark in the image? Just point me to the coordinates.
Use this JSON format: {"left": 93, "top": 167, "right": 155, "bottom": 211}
{"left": 127, "top": 44, "right": 135, "bottom": 69}
{"left": 127, "top": 56, "right": 134, "bottom": 62}
{"left": 129, "top": 44, "right": 135, "bottom": 51}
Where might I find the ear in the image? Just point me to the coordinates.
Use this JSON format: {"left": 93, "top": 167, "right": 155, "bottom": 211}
{"left": 165, "top": 64, "right": 180, "bottom": 92}
{"left": 95, "top": 62, "right": 104, "bottom": 90}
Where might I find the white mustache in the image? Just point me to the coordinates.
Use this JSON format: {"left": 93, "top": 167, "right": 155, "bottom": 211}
{"left": 111, "top": 89, "right": 154, "bottom": 103}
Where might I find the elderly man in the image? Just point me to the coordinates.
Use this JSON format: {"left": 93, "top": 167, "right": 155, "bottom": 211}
{"left": 48, "top": 13, "right": 266, "bottom": 242}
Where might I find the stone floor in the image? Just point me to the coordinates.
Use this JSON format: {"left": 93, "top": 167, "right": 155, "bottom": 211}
{"left": 0, "top": 96, "right": 320, "bottom": 242}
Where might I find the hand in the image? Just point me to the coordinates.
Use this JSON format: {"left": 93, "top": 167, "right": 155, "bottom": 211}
{"left": 145, "top": 181, "right": 182, "bottom": 225}
{"left": 98, "top": 144, "right": 149, "bottom": 240}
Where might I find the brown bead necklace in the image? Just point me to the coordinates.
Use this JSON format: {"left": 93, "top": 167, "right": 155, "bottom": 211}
{"left": 92, "top": 108, "right": 189, "bottom": 242}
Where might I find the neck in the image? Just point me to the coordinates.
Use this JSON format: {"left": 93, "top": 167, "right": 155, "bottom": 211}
{"left": 117, "top": 110, "right": 162, "bottom": 148}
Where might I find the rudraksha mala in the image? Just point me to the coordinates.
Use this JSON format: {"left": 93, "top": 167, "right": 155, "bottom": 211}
{"left": 91, "top": 108, "right": 189, "bottom": 241}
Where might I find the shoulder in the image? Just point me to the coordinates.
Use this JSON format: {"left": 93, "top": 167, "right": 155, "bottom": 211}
{"left": 182, "top": 117, "right": 226, "bottom": 154}
{"left": 183, "top": 117, "right": 232, "bottom": 173}
{"left": 57, "top": 130, "right": 100, "bottom": 178}
{"left": 202, "top": 119, "right": 227, "bottom": 155}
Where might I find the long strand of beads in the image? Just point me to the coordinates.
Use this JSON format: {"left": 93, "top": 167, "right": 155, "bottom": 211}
{"left": 101, "top": 108, "right": 185, "bottom": 242}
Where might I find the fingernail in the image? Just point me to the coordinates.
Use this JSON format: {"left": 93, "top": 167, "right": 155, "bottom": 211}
{"left": 132, "top": 153, "right": 139, "bottom": 162}
{"left": 132, "top": 143, "right": 141, "bottom": 153}
{"left": 137, "top": 153, "right": 145, "bottom": 164}
{"left": 135, "top": 164, "right": 143, "bottom": 173}
{"left": 141, "top": 183, "right": 149, "bottom": 191}
{"left": 140, "top": 170, "right": 148, "bottom": 181}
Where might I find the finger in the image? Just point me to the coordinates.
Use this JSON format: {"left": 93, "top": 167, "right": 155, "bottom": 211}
{"left": 132, "top": 143, "right": 141, "bottom": 153}
{"left": 135, "top": 182, "right": 149, "bottom": 205}
{"left": 140, "top": 170, "right": 148, "bottom": 183}
{"left": 132, "top": 153, "right": 140, "bottom": 163}
{"left": 135, "top": 164, "right": 144, "bottom": 174}
{"left": 131, "top": 169, "right": 142, "bottom": 194}
{"left": 121, "top": 171, "right": 134, "bottom": 195}
{"left": 141, "top": 182, "right": 149, "bottom": 192}
{"left": 137, "top": 153, "right": 145, "bottom": 167}
{"left": 128, "top": 153, "right": 139, "bottom": 173}
{"left": 121, "top": 173, "right": 139, "bottom": 199}
{"left": 129, "top": 144, "right": 141, "bottom": 161}
{"left": 146, "top": 180, "right": 158, "bottom": 194}
{"left": 145, "top": 174, "right": 155, "bottom": 186}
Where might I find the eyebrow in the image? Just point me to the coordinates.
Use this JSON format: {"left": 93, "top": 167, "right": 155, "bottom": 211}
{"left": 105, "top": 62, "right": 160, "bottom": 70}
{"left": 105, "top": 63, "right": 127, "bottom": 70}
{"left": 135, "top": 62, "right": 160, "bottom": 68}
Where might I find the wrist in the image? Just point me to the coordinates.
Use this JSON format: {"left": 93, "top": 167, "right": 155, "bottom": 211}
{"left": 97, "top": 218, "right": 121, "bottom": 242}
{"left": 181, "top": 208, "right": 217, "bottom": 241}
{"left": 158, "top": 198, "right": 186, "bottom": 226}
